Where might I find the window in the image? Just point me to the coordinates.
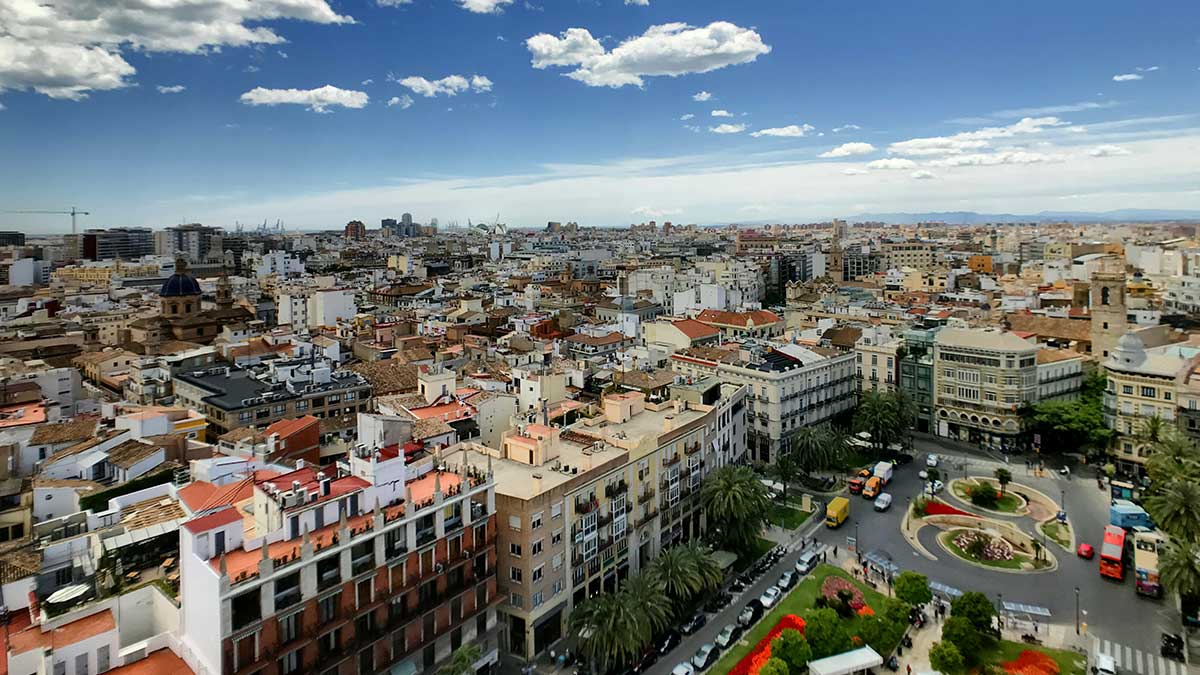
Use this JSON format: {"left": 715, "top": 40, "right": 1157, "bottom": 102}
{"left": 532, "top": 591, "right": 544, "bottom": 608}
{"left": 1123, "top": 385, "right": 1133, "bottom": 395}
{"left": 532, "top": 565, "right": 544, "bottom": 583}
{"left": 280, "top": 649, "right": 301, "bottom": 675}
{"left": 551, "top": 529, "right": 563, "bottom": 545}
{"left": 510, "top": 567, "right": 523, "bottom": 583}
{"left": 510, "top": 592, "right": 524, "bottom": 608}
{"left": 296, "top": 400, "right": 309, "bottom": 411}
{"left": 1166, "top": 392, "right": 1173, "bottom": 401}
{"left": 510, "top": 543, "right": 522, "bottom": 558}
{"left": 552, "top": 579, "right": 564, "bottom": 595}
{"left": 319, "top": 591, "right": 341, "bottom": 623}
{"left": 280, "top": 612, "right": 300, "bottom": 644}
{"left": 1141, "top": 386, "right": 1157, "bottom": 398}
{"left": 551, "top": 501, "right": 563, "bottom": 519}
{"left": 531, "top": 511, "right": 543, "bottom": 529}
{"left": 552, "top": 553, "right": 563, "bottom": 570}
{"left": 532, "top": 539, "right": 544, "bottom": 556}
{"left": 508, "top": 515, "right": 521, "bottom": 531}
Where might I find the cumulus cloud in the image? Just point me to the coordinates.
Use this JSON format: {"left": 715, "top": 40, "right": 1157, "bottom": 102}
{"left": 926, "top": 150, "right": 1063, "bottom": 167}
{"left": 387, "top": 94, "right": 413, "bottom": 109}
{"left": 842, "top": 168, "right": 867, "bottom": 176}
{"left": 394, "top": 74, "right": 492, "bottom": 97}
{"left": 526, "top": 22, "right": 770, "bottom": 88}
{"left": 457, "top": 0, "right": 513, "bottom": 13}
{"left": 832, "top": 124, "right": 860, "bottom": 133}
{"left": 750, "top": 124, "right": 815, "bottom": 138}
{"left": 679, "top": 113, "right": 694, "bottom": 120}
{"left": 819, "top": 142, "right": 875, "bottom": 158}
{"left": 156, "top": 84, "right": 186, "bottom": 94}
{"left": 632, "top": 206, "right": 681, "bottom": 218}
{"left": 1112, "top": 73, "right": 1143, "bottom": 82}
{"left": 239, "top": 84, "right": 367, "bottom": 113}
{"left": 0, "top": 0, "right": 352, "bottom": 100}
{"left": 692, "top": 90, "right": 712, "bottom": 101}
{"left": 709, "top": 123, "right": 746, "bottom": 134}
{"left": 867, "top": 158, "right": 917, "bottom": 170}
{"left": 1089, "top": 144, "right": 1132, "bottom": 157}
{"left": 911, "top": 170, "right": 936, "bottom": 180}
{"left": 710, "top": 109, "right": 733, "bottom": 117}
{"left": 888, "top": 116, "right": 1064, "bottom": 156}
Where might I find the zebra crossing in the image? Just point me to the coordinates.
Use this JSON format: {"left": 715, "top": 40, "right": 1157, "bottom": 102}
{"left": 1093, "top": 636, "right": 1188, "bottom": 675}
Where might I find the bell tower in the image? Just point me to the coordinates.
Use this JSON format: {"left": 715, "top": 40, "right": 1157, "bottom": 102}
{"left": 1090, "top": 267, "right": 1127, "bottom": 360}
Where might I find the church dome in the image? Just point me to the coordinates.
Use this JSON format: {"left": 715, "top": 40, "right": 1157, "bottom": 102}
{"left": 159, "top": 259, "right": 201, "bottom": 297}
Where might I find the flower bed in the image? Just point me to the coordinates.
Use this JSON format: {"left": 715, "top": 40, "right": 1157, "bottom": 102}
{"left": 728, "top": 614, "right": 807, "bottom": 675}
{"left": 953, "top": 530, "right": 1014, "bottom": 561}
{"left": 923, "top": 500, "right": 974, "bottom": 517}
{"left": 1003, "top": 649, "right": 1060, "bottom": 675}
{"left": 821, "top": 576, "right": 865, "bottom": 606}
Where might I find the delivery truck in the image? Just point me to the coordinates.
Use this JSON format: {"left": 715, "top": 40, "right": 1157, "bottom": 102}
{"left": 873, "top": 461, "right": 895, "bottom": 486}
{"left": 826, "top": 497, "right": 850, "bottom": 528}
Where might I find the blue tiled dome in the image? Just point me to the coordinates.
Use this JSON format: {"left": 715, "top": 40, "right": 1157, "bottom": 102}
{"left": 160, "top": 271, "right": 201, "bottom": 297}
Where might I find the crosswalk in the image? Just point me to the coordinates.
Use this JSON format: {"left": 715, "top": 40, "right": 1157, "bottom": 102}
{"left": 1093, "top": 636, "right": 1188, "bottom": 675}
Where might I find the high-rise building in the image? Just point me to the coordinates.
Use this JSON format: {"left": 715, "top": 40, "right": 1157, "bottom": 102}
{"left": 0, "top": 231, "right": 27, "bottom": 247}
{"left": 345, "top": 220, "right": 368, "bottom": 240}
{"left": 402, "top": 213, "right": 413, "bottom": 226}
{"left": 156, "top": 223, "right": 225, "bottom": 263}
{"left": 66, "top": 227, "right": 154, "bottom": 261}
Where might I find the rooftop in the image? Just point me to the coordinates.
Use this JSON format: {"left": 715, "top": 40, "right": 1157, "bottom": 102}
{"left": 935, "top": 327, "right": 1038, "bottom": 352}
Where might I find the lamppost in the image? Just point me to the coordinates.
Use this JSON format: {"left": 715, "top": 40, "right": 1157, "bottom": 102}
{"left": 1075, "top": 587, "right": 1080, "bottom": 635}
{"left": 855, "top": 522, "right": 861, "bottom": 564}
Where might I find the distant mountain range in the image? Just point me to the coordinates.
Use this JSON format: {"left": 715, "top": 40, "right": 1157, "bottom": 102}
{"left": 849, "top": 209, "right": 1200, "bottom": 225}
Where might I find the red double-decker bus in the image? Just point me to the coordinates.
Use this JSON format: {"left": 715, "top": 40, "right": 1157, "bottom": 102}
{"left": 1099, "top": 525, "right": 1128, "bottom": 581}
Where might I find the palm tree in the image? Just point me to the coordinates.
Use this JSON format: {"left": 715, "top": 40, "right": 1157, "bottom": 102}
{"left": 824, "top": 425, "right": 851, "bottom": 471}
{"left": 1145, "top": 479, "right": 1200, "bottom": 543}
{"left": 854, "top": 390, "right": 898, "bottom": 454}
{"left": 650, "top": 545, "right": 704, "bottom": 606}
{"left": 1145, "top": 434, "right": 1200, "bottom": 486}
{"left": 1159, "top": 540, "right": 1200, "bottom": 598}
{"left": 682, "top": 542, "right": 723, "bottom": 592}
{"left": 570, "top": 593, "right": 646, "bottom": 672}
{"left": 619, "top": 573, "right": 670, "bottom": 639}
{"left": 994, "top": 468, "right": 1013, "bottom": 495}
{"left": 700, "top": 465, "right": 769, "bottom": 549}
{"left": 791, "top": 425, "right": 831, "bottom": 475}
{"left": 772, "top": 445, "right": 801, "bottom": 501}
{"left": 438, "top": 644, "right": 483, "bottom": 675}
{"left": 1136, "top": 414, "right": 1170, "bottom": 447}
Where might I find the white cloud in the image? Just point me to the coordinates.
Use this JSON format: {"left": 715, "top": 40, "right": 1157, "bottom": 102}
{"left": 526, "top": 22, "right": 770, "bottom": 88}
{"left": 683, "top": 124, "right": 701, "bottom": 133}
{"left": 832, "top": 124, "right": 860, "bottom": 133}
{"left": 710, "top": 109, "right": 733, "bottom": 117}
{"left": 888, "top": 116, "right": 1065, "bottom": 156}
{"left": 819, "top": 142, "right": 875, "bottom": 157}
{"left": 632, "top": 206, "right": 681, "bottom": 218}
{"left": 376, "top": 0, "right": 412, "bottom": 5}
{"left": 709, "top": 123, "right": 746, "bottom": 134}
{"left": 1089, "top": 144, "right": 1132, "bottom": 157}
{"left": 911, "top": 170, "right": 936, "bottom": 180}
{"left": 394, "top": 74, "right": 492, "bottom": 97}
{"left": 692, "top": 90, "right": 712, "bottom": 101}
{"left": 1136, "top": 65, "right": 1159, "bottom": 72}
{"left": 679, "top": 113, "right": 694, "bottom": 120}
{"left": 156, "top": 84, "right": 185, "bottom": 94}
{"left": 1112, "top": 73, "right": 1143, "bottom": 82}
{"left": 842, "top": 168, "right": 867, "bottom": 175}
{"left": 387, "top": 94, "right": 413, "bottom": 109}
{"left": 867, "top": 158, "right": 917, "bottom": 170}
{"left": 0, "top": 102, "right": 5, "bottom": 111}
{"left": 244, "top": 65, "right": 261, "bottom": 73}
{"left": 927, "top": 150, "right": 1063, "bottom": 167}
{"left": 457, "top": 0, "right": 513, "bottom": 13}
{"left": 277, "top": 50, "right": 288, "bottom": 59}
{"left": 750, "top": 124, "right": 815, "bottom": 138}
{"left": 239, "top": 84, "right": 367, "bottom": 113}
{"left": 625, "top": 0, "right": 650, "bottom": 4}
{"left": 0, "top": 0, "right": 352, "bottom": 101}
{"left": 361, "top": 79, "right": 373, "bottom": 86}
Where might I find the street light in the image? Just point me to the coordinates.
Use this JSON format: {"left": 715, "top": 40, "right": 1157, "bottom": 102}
{"left": 1074, "top": 587, "right": 1080, "bottom": 635}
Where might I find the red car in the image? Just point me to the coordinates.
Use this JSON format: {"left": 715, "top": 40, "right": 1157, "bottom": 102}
{"left": 1077, "top": 543, "right": 1095, "bottom": 559}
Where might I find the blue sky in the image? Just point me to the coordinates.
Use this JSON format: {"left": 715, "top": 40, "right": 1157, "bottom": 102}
{"left": 1, "top": 0, "right": 1198, "bottom": 232}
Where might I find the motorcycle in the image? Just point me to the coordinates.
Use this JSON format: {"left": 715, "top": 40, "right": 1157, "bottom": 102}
{"left": 1161, "top": 633, "right": 1185, "bottom": 662}
{"left": 901, "top": 636, "right": 913, "bottom": 649}
{"left": 1021, "top": 634, "right": 1042, "bottom": 645}
{"left": 885, "top": 656, "right": 900, "bottom": 672}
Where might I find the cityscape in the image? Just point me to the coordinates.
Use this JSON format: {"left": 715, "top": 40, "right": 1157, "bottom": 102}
{"left": 1, "top": 3, "right": 1199, "bottom": 675}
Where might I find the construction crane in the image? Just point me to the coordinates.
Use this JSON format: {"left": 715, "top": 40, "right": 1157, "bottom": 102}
{"left": 1, "top": 207, "right": 90, "bottom": 234}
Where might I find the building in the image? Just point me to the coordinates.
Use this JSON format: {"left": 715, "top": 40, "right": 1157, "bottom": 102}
{"left": 0, "top": 231, "right": 26, "bottom": 246}
{"left": 1036, "top": 348, "right": 1085, "bottom": 401}
{"left": 694, "top": 309, "right": 783, "bottom": 340}
{"left": 883, "top": 241, "right": 935, "bottom": 271}
{"left": 933, "top": 328, "right": 1037, "bottom": 451}
{"left": 855, "top": 325, "right": 900, "bottom": 393}
{"left": 66, "top": 228, "right": 154, "bottom": 261}
{"left": 345, "top": 220, "right": 368, "bottom": 240}
{"left": 126, "top": 261, "right": 254, "bottom": 348}
{"left": 898, "top": 324, "right": 941, "bottom": 433}
{"left": 156, "top": 224, "right": 224, "bottom": 263}
{"left": 643, "top": 319, "right": 722, "bottom": 352}
{"left": 1090, "top": 269, "right": 1128, "bottom": 360}
{"left": 177, "top": 440, "right": 499, "bottom": 675}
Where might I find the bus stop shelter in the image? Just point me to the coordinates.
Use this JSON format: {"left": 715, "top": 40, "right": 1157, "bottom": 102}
{"left": 808, "top": 647, "right": 883, "bottom": 675}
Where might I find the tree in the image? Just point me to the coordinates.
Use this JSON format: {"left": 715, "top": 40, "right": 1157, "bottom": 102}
{"left": 926, "top": 468, "right": 941, "bottom": 483}
{"left": 771, "top": 628, "right": 812, "bottom": 673}
{"left": 1145, "top": 480, "right": 1200, "bottom": 543}
{"left": 929, "top": 641, "right": 965, "bottom": 674}
{"left": 1145, "top": 435, "right": 1200, "bottom": 487}
{"left": 1136, "top": 414, "right": 1170, "bottom": 447}
{"left": 570, "top": 593, "right": 645, "bottom": 672}
{"left": 893, "top": 571, "right": 933, "bottom": 607}
{"left": 650, "top": 546, "right": 704, "bottom": 608}
{"left": 791, "top": 426, "right": 832, "bottom": 475}
{"left": 854, "top": 390, "right": 902, "bottom": 455}
{"left": 968, "top": 482, "right": 999, "bottom": 509}
{"left": 619, "top": 573, "right": 670, "bottom": 638}
{"left": 682, "top": 542, "right": 723, "bottom": 593}
{"left": 701, "top": 465, "right": 770, "bottom": 549}
{"left": 855, "top": 615, "right": 893, "bottom": 654}
{"left": 438, "top": 644, "right": 483, "bottom": 675}
{"left": 994, "top": 468, "right": 1013, "bottom": 495}
{"left": 758, "top": 658, "right": 790, "bottom": 675}
{"left": 803, "top": 608, "right": 852, "bottom": 659}
{"left": 951, "top": 592, "right": 997, "bottom": 636}
{"left": 941, "top": 616, "right": 983, "bottom": 663}
{"left": 1159, "top": 540, "right": 1200, "bottom": 598}
{"left": 1025, "top": 396, "right": 1113, "bottom": 456}
{"left": 773, "top": 445, "right": 801, "bottom": 501}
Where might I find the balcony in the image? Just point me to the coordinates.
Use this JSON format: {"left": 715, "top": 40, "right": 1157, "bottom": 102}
{"left": 603, "top": 479, "right": 628, "bottom": 499}
{"left": 416, "top": 526, "right": 436, "bottom": 548}
{"left": 574, "top": 495, "right": 599, "bottom": 514}
{"left": 637, "top": 488, "right": 655, "bottom": 504}
{"left": 661, "top": 453, "right": 681, "bottom": 468}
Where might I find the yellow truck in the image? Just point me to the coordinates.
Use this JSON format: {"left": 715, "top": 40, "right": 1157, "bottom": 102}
{"left": 826, "top": 496, "right": 850, "bottom": 528}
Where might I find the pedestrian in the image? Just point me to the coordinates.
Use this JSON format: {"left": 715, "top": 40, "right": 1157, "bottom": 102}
{"left": 907, "top": 665, "right": 912, "bottom": 675}
{"left": 833, "top": 545, "right": 838, "bottom": 557}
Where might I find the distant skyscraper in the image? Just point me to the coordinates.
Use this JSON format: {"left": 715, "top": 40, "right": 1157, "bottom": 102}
{"left": 401, "top": 212, "right": 413, "bottom": 226}
{"left": 344, "top": 220, "right": 367, "bottom": 240}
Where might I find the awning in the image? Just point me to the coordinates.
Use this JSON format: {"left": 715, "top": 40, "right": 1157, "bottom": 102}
{"left": 929, "top": 581, "right": 963, "bottom": 598}
{"left": 1002, "top": 601, "right": 1051, "bottom": 617}
{"left": 863, "top": 550, "right": 900, "bottom": 575}
{"left": 102, "top": 519, "right": 183, "bottom": 551}
{"left": 808, "top": 647, "right": 884, "bottom": 675}
{"left": 712, "top": 550, "right": 738, "bottom": 571}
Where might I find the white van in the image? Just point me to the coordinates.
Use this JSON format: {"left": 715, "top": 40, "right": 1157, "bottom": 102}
{"left": 1093, "top": 653, "right": 1117, "bottom": 675}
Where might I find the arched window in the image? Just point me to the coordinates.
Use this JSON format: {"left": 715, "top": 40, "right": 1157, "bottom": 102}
{"left": 1101, "top": 287, "right": 1111, "bottom": 306}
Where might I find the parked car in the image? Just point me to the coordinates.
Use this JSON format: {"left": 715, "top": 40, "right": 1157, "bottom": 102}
{"left": 1076, "top": 543, "right": 1095, "bottom": 559}
{"left": 658, "top": 630, "right": 682, "bottom": 655}
{"left": 680, "top": 611, "right": 707, "bottom": 635}
{"left": 715, "top": 624, "right": 743, "bottom": 650}
{"left": 760, "top": 586, "right": 782, "bottom": 608}
{"left": 795, "top": 551, "right": 819, "bottom": 576}
{"left": 777, "top": 571, "right": 796, "bottom": 590}
{"left": 671, "top": 663, "right": 696, "bottom": 675}
{"left": 874, "top": 493, "right": 893, "bottom": 512}
{"left": 692, "top": 644, "right": 718, "bottom": 670}
{"left": 632, "top": 646, "right": 658, "bottom": 674}
{"left": 737, "top": 601, "right": 763, "bottom": 627}
{"left": 926, "top": 454, "right": 940, "bottom": 467}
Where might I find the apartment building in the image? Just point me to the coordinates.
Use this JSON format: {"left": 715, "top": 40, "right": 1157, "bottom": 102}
{"left": 882, "top": 241, "right": 936, "bottom": 271}
{"left": 932, "top": 328, "right": 1038, "bottom": 451}
{"left": 178, "top": 443, "right": 499, "bottom": 675}
{"left": 441, "top": 386, "right": 745, "bottom": 661}
{"left": 1035, "top": 348, "right": 1085, "bottom": 401}
{"left": 694, "top": 309, "right": 783, "bottom": 340}
{"left": 671, "top": 341, "right": 855, "bottom": 462}
{"left": 1103, "top": 332, "right": 1200, "bottom": 475}
{"left": 855, "top": 325, "right": 900, "bottom": 393}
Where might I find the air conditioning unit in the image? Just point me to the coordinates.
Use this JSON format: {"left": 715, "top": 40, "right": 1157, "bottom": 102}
{"left": 435, "top": 562, "right": 445, "bottom": 573}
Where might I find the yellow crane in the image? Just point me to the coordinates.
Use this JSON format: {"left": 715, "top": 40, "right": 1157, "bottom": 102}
{"left": 1, "top": 207, "right": 90, "bottom": 234}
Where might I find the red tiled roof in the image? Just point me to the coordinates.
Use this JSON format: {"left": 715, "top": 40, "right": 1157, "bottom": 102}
{"left": 177, "top": 482, "right": 218, "bottom": 512}
{"left": 105, "top": 649, "right": 194, "bottom": 675}
{"left": 182, "top": 506, "right": 241, "bottom": 534}
{"left": 695, "top": 309, "right": 781, "bottom": 328}
{"left": 672, "top": 319, "right": 721, "bottom": 340}
{"left": 9, "top": 609, "right": 115, "bottom": 655}
{"left": 265, "top": 415, "right": 319, "bottom": 439}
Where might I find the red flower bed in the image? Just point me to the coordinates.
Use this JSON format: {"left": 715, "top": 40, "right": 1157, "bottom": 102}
{"left": 821, "top": 576, "right": 865, "bottom": 606}
{"left": 923, "top": 500, "right": 974, "bottom": 517}
{"left": 1003, "top": 650, "right": 1060, "bottom": 675}
{"left": 728, "top": 614, "right": 807, "bottom": 675}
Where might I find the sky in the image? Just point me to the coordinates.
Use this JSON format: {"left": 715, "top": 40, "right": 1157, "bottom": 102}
{"left": 1, "top": 0, "right": 1199, "bottom": 233}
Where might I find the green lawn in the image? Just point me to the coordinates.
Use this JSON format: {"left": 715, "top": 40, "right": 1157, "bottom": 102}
{"left": 710, "top": 565, "right": 902, "bottom": 675}
{"left": 768, "top": 501, "right": 812, "bottom": 530}
{"left": 952, "top": 480, "right": 1023, "bottom": 513}
{"left": 1040, "top": 521, "right": 1071, "bottom": 549}
{"left": 939, "top": 530, "right": 1027, "bottom": 570}
{"left": 734, "top": 537, "right": 776, "bottom": 572}
{"left": 980, "top": 639, "right": 1088, "bottom": 675}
